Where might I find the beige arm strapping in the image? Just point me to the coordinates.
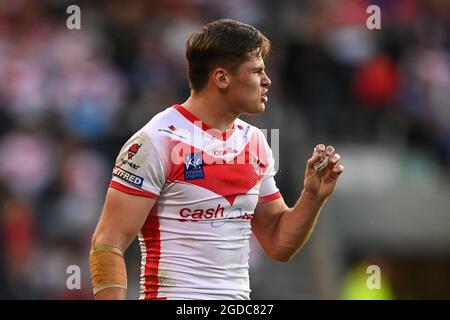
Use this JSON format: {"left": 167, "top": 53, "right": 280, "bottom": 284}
{"left": 89, "top": 244, "right": 127, "bottom": 295}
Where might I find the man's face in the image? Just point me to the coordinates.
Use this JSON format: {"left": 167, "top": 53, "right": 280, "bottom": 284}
{"left": 226, "top": 54, "right": 271, "bottom": 114}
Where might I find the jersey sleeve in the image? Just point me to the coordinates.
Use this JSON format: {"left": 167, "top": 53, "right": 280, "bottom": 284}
{"left": 110, "top": 131, "right": 166, "bottom": 199}
{"left": 257, "top": 131, "right": 282, "bottom": 204}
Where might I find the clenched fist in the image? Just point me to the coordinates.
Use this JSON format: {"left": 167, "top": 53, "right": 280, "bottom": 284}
{"left": 303, "top": 144, "right": 344, "bottom": 202}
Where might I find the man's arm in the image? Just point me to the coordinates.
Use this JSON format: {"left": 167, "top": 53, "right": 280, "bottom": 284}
{"left": 252, "top": 144, "right": 344, "bottom": 262}
{"left": 90, "top": 187, "right": 157, "bottom": 299}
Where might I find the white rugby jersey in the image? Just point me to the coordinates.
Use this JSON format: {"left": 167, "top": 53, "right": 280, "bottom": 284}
{"left": 110, "top": 104, "right": 281, "bottom": 300}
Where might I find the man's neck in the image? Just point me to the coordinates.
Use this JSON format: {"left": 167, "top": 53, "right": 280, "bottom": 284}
{"left": 181, "top": 93, "right": 238, "bottom": 132}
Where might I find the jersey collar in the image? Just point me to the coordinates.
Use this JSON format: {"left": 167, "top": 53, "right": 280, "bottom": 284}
{"left": 172, "top": 104, "right": 236, "bottom": 141}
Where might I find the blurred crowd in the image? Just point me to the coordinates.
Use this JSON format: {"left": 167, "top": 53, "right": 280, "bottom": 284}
{"left": 0, "top": 0, "right": 448, "bottom": 299}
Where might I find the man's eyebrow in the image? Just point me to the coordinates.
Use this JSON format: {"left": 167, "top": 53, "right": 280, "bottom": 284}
{"left": 252, "top": 65, "right": 265, "bottom": 71}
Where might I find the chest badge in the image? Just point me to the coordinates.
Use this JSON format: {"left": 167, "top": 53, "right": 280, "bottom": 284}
{"left": 184, "top": 152, "right": 205, "bottom": 180}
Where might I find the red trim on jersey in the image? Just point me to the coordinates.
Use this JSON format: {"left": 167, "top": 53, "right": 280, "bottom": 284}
{"left": 141, "top": 205, "right": 165, "bottom": 300}
{"left": 258, "top": 191, "right": 282, "bottom": 204}
{"left": 109, "top": 181, "right": 159, "bottom": 199}
{"left": 172, "top": 104, "right": 235, "bottom": 141}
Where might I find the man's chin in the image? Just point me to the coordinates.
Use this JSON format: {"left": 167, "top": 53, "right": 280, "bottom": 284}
{"left": 238, "top": 102, "right": 266, "bottom": 115}
{"left": 248, "top": 103, "right": 266, "bottom": 114}
{"left": 257, "top": 102, "right": 266, "bottom": 113}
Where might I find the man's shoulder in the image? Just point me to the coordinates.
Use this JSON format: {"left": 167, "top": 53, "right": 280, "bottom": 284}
{"left": 131, "top": 105, "right": 193, "bottom": 146}
{"left": 120, "top": 105, "right": 182, "bottom": 159}
{"left": 138, "top": 106, "right": 179, "bottom": 138}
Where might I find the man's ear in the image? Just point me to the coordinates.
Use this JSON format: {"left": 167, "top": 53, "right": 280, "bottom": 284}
{"left": 212, "top": 68, "right": 230, "bottom": 90}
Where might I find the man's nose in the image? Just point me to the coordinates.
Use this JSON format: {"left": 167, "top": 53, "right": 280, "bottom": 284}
{"left": 262, "top": 73, "right": 271, "bottom": 88}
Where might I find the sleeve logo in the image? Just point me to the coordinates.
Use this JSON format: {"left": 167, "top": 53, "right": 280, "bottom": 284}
{"left": 113, "top": 166, "right": 144, "bottom": 188}
{"left": 128, "top": 143, "right": 142, "bottom": 160}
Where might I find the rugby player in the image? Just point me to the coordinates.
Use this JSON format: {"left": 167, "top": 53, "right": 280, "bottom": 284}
{"left": 89, "top": 19, "right": 344, "bottom": 300}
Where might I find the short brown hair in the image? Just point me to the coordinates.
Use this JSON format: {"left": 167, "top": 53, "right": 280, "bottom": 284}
{"left": 186, "top": 19, "right": 271, "bottom": 92}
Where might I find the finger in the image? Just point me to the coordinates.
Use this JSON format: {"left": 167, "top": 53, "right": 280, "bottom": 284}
{"left": 313, "top": 144, "right": 325, "bottom": 155}
{"left": 327, "top": 153, "right": 341, "bottom": 168}
{"left": 333, "top": 164, "right": 344, "bottom": 173}
{"left": 325, "top": 145, "right": 335, "bottom": 157}
{"left": 327, "top": 164, "right": 344, "bottom": 181}
{"left": 307, "top": 152, "right": 322, "bottom": 169}
{"left": 309, "top": 144, "right": 326, "bottom": 168}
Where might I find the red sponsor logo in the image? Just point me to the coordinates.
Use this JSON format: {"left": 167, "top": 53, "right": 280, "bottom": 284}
{"left": 178, "top": 205, "right": 253, "bottom": 224}
{"left": 213, "top": 147, "right": 238, "bottom": 157}
{"left": 128, "top": 143, "right": 141, "bottom": 159}
{"left": 178, "top": 204, "right": 225, "bottom": 222}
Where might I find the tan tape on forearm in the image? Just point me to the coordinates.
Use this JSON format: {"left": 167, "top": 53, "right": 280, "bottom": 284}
{"left": 89, "top": 244, "right": 127, "bottom": 295}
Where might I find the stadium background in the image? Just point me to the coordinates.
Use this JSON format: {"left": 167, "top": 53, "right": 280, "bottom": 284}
{"left": 0, "top": 0, "right": 449, "bottom": 299}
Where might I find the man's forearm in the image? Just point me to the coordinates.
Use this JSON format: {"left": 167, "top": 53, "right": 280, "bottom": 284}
{"left": 89, "top": 243, "right": 128, "bottom": 300}
{"left": 272, "top": 190, "right": 326, "bottom": 261}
